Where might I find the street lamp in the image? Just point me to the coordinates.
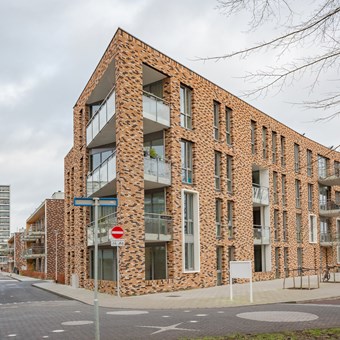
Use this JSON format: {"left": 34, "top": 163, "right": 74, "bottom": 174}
{"left": 55, "top": 230, "right": 58, "bottom": 283}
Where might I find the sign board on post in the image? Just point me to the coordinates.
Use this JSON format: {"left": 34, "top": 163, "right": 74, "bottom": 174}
{"left": 229, "top": 261, "right": 253, "bottom": 303}
{"left": 111, "top": 226, "right": 124, "bottom": 239}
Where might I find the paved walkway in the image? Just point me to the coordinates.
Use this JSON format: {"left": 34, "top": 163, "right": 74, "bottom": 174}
{"left": 3, "top": 272, "right": 340, "bottom": 309}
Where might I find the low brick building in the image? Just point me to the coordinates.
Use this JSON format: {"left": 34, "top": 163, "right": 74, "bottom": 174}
{"left": 64, "top": 28, "right": 340, "bottom": 296}
{"left": 22, "top": 192, "right": 65, "bottom": 282}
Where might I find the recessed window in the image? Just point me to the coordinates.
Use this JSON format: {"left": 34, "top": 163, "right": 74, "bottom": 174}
{"left": 295, "top": 179, "right": 301, "bottom": 208}
{"left": 294, "top": 143, "right": 300, "bottom": 173}
{"left": 307, "top": 149, "right": 313, "bottom": 177}
{"left": 215, "top": 152, "right": 221, "bottom": 190}
{"left": 272, "top": 132, "right": 277, "bottom": 164}
{"left": 181, "top": 140, "right": 193, "bottom": 184}
{"left": 216, "top": 199, "right": 222, "bottom": 238}
{"left": 308, "top": 183, "right": 313, "bottom": 210}
{"left": 226, "top": 155, "right": 233, "bottom": 194}
{"left": 262, "top": 127, "right": 268, "bottom": 159}
{"left": 213, "top": 101, "right": 220, "bottom": 140}
{"left": 309, "top": 214, "right": 317, "bottom": 243}
{"left": 180, "top": 85, "right": 192, "bottom": 129}
{"left": 226, "top": 107, "right": 232, "bottom": 145}
{"left": 280, "top": 136, "right": 286, "bottom": 167}
{"left": 251, "top": 120, "right": 256, "bottom": 155}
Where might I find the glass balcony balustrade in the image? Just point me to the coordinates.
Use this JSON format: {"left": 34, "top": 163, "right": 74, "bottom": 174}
{"left": 252, "top": 184, "right": 269, "bottom": 206}
{"left": 24, "top": 246, "right": 45, "bottom": 258}
{"left": 86, "top": 89, "right": 116, "bottom": 146}
{"left": 87, "top": 212, "right": 117, "bottom": 247}
{"left": 319, "top": 200, "right": 340, "bottom": 217}
{"left": 145, "top": 213, "right": 172, "bottom": 241}
{"left": 318, "top": 164, "right": 340, "bottom": 186}
{"left": 144, "top": 156, "right": 171, "bottom": 186}
{"left": 142, "top": 91, "right": 170, "bottom": 127}
{"left": 253, "top": 225, "right": 270, "bottom": 244}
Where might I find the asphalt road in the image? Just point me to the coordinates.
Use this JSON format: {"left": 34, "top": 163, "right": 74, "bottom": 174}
{"left": 1, "top": 273, "right": 340, "bottom": 340}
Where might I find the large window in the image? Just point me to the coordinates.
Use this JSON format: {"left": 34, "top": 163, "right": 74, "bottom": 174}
{"left": 216, "top": 199, "right": 222, "bottom": 238}
{"left": 282, "top": 174, "right": 286, "bottom": 207}
{"left": 89, "top": 149, "right": 114, "bottom": 172}
{"left": 213, "top": 101, "right": 220, "bottom": 140}
{"left": 280, "top": 136, "right": 286, "bottom": 167}
{"left": 226, "top": 155, "right": 233, "bottom": 194}
{"left": 181, "top": 140, "right": 193, "bottom": 184}
{"left": 251, "top": 120, "right": 256, "bottom": 154}
{"left": 318, "top": 155, "right": 328, "bottom": 178}
{"left": 307, "top": 149, "right": 313, "bottom": 177}
{"left": 262, "top": 126, "right": 268, "bottom": 159}
{"left": 309, "top": 214, "right": 317, "bottom": 243}
{"left": 90, "top": 248, "right": 116, "bottom": 281}
{"left": 183, "top": 190, "right": 200, "bottom": 272}
{"left": 274, "top": 209, "right": 279, "bottom": 241}
{"left": 215, "top": 152, "right": 221, "bottom": 190}
{"left": 226, "top": 107, "right": 232, "bottom": 145}
{"left": 272, "top": 132, "right": 277, "bottom": 164}
{"left": 144, "top": 190, "right": 165, "bottom": 214}
{"left": 282, "top": 211, "right": 288, "bottom": 242}
{"left": 295, "top": 179, "right": 301, "bottom": 208}
{"left": 308, "top": 183, "right": 313, "bottom": 210}
{"left": 273, "top": 172, "right": 278, "bottom": 204}
{"left": 227, "top": 201, "right": 233, "bottom": 238}
{"left": 294, "top": 143, "right": 300, "bottom": 173}
{"left": 296, "top": 213, "right": 302, "bottom": 243}
{"left": 145, "top": 244, "right": 167, "bottom": 280}
{"left": 180, "top": 85, "right": 192, "bottom": 129}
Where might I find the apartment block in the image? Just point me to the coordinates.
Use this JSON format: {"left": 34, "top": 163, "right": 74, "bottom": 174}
{"left": 64, "top": 28, "right": 340, "bottom": 296}
{"left": 6, "top": 231, "right": 26, "bottom": 274}
{"left": 21, "top": 192, "right": 65, "bottom": 282}
{"left": 0, "top": 185, "right": 10, "bottom": 270}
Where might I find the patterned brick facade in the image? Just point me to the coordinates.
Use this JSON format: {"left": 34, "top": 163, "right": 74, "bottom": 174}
{"left": 65, "top": 28, "right": 340, "bottom": 296}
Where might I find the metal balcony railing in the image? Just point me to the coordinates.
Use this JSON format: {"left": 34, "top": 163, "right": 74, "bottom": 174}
{"left": 320, "top": 232, "right": 332, "bottom": 243}
{"left": 318, "top": 164, "right": 340, "bottom": 186}
{"left": 86, "top": 88, "right": 116, "bottom": 146}
{"left": 253, "top": 225, "right": 270, "bottom": 244}
{"left": 319, "top": 200, "right": 340, "bottom": 217}
{"left": 142, "top": 91, "right": 170, "bottom": 126}
{"left": 87, "top": 152, "right": 116, "bottom": 197}
{"left": 145, "top": 213, "right": 172, "bottom": 241}
{"left": 24, "top": 246, "right": 45, "bottom": 258}
{"left": 87, "top": 212, "right": 117, "bottom": 246}
{"left": 252, "top": 184, "right": 269, "bottom": 206}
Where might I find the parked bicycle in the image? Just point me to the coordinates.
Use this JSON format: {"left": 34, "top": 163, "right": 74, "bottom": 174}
{"left": 322, "top": 266, "right": 331, "bottom": 282}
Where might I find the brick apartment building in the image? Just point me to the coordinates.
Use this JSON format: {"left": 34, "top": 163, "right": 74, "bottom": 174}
{"left": 64, "top": 28, "right": 340, "bottom": 296}
{"left": 0, "top": 185, "right": 10, "bottom": 270}
{"left": 21, "top": 192, "right": 65, "bottom": 282}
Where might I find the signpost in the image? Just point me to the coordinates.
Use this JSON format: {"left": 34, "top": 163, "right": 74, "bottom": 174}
{"left": 109, "top": 225, "right": 124, "bottom": 297}
{"left": 74, "top": 197, "right": 118, "bottom": 340}
{"left": 229, "top": 261, "right": 253, "bottom": 303}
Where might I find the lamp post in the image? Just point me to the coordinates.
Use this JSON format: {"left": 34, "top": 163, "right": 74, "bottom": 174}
{"left": 55, "top": 230, "right": 58, "bottom": 283}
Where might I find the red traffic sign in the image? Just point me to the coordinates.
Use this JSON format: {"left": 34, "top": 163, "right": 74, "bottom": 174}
{"left": 111, "top": 226, "right": 124, "bottom": 239}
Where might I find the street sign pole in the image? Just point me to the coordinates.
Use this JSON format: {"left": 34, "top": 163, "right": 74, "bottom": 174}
{"left": 117, "top": 245, "right": 120, "bottom": 298}
{"left": 94, "top": 197, "right": 100, "bottom": 340}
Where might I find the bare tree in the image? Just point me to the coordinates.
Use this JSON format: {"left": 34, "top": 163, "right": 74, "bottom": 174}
{"left": 204, "top": 0, "right": 340, "bottom": 121}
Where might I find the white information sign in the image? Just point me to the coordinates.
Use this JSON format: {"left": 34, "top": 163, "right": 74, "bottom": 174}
{"left": 229, "top": 261, "right": 253, "bottom": 303}
{"left": 111, "top": 239, "right": 125, "bottom": 247}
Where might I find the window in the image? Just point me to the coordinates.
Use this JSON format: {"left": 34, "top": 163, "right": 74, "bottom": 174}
{"left": 295, "top": 179, "right": 301, "bottom": 208}
{"left": 273, "top": 172, "right": 278, "bottom": 204}
{"left": 90, "top": 248, "right": 116, "bottom": 281}
{"left": 272, "top": 132, "right": 277, "bottom": 164}
{"left": 296, "top": 213, "right": 302, "bottom": 243}
{"left": 309, "top": 214, "right": 317, "bottom": 243}
{"left": 281, "top": 175, "right": 286, "bottom": 207}
{"left": 294, "top": 143, "right": 300, "bottom": 173}
{"left": 213, "top": 101, "right": 220, "bottom": 140}
{"left": 274, "top": 209, "right": 279, "bottom": 241}
{"left": 145, "top": 244, "right": 167, "bottom": 280}
{"left": 251, "top": 120, "right": 256, "bottom": 154}
{"left": 307, "top": 149, "right": 313, "bottom": 177}
{"left": 181, "top": 140, "right": 193, "bottom": 184}
{"left": 284, "top": 247, "right": 289, "bottom": 276}
{"left": 335, "top": 161, "right": 340, "bottom": 177}
{"left": 262, "top": 126, "right": 267, "bottom": 159}
{"left": 297, "top": 247, "right": 303, "bottom": 274}
{"left": 216, "top": 199, "right": 222, "bottom": 238}
{"left": 226, "top": 107, "right": 232, "bottom": 145}
{"left": 335, "top": 191, "right": 340, "bottom": 205}
{"left": 226, "top": 155, "right": 233, "bottom": 194}
{"left": 180, "top": 85, "right": 192, "bottom": 129}
{"left": 215, "top": 152, "right": 221, "bottom": 190}
{"left": 319, "top": 185, "right": 329, "bottom": 210}
{"left": 183, "top": 190, "right": 200, "bottom": 272}
{"left": 144, "top": 190, "right": 165, "bottom": 214}
{"left": 282, "top": 211, "right": 288, "bottom": 241}
{"left": 227, "top": 201, "right": 233, "bottom": 238}
{"left": 318, "top": 155, "right": 328, "bottom": 178}
{"left": 89, "top": 149, "right": 114, "bottom": 172}
{"left": 320, "top": 217, "right": 330, "bottom": 242}
{"left": 308, "top": 183, "right": 313, "bottom": 210}
{"left": 280, "top": 136, "right": 286, "bottom": 167}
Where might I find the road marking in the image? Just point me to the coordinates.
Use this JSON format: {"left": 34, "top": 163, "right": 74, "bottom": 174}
{"left": 52, "top": 330, "right": 65, "bottom": 333}
{"left": 195, "top": 314, "right": 207, "bottom": 317}
{"left": 217, "top": 311, "right": 224, "bottom": 314}
{"left": 189, "top": 320, "right": 198, "bottom": 323}
{"left": 294, "top": 303, "right": 340, "bottom": 308}
{"left": 107, "top": 310, "right": 149, "bottom": 315}
{"left": 74, "top": 311, "right": 81, "bottom": 313}
{"left": 7, "top": 334, "right": 17, "bottom": 337}
{"left": 236, "top": 311, "right": 319, "bottom": 322}
{"left": 184, "top": 310, "right": 191, "bottom": 312}
{"left": 137, "top": 323, "right": 199, "bottom": 334}
{"left": 61, "top": 321, "right": 93, "bottom": 326}
{"left": 162, "top": 315, "right": 170, "bottom": 318}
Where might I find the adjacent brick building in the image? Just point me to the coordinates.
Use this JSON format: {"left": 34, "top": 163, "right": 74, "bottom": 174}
{"left": 0, "top": 185, "right": 10, "bottom": 270}
{"left": 64, "top": 28, "right": 340, "bottom": 296}
{"left": 21, "top": 192, "right": 65, "bottom": 282}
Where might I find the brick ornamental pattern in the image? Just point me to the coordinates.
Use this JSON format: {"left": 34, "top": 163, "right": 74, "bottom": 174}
{"left": 65, "top": 28, "right": 340, "bottom": 296}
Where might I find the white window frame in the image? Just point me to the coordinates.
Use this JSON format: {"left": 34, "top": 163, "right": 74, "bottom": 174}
{"left": 180, "top": 85, "right": 192, "bottom": 129}
{"left": 182, "top": 189, "right": 200, "bottom": 273}
{"left": 309, "top": 214, "right": 317, "bottom": 243}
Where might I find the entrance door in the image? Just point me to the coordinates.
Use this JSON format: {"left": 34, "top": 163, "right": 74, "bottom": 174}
{"left": 145, "top": 244, "right": 167, "bottom": 280}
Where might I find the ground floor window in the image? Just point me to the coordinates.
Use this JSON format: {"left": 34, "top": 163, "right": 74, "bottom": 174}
{"left": 254, "top": 245, "right": 271, "bottom": 272}
{"left": 145, "top": 243, "right": 167, "bottom": 280}
{"left": 89, "top": 247, "right": 117, "bottom": 281}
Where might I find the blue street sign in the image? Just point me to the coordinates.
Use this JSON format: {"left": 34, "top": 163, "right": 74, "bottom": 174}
{"left": 73, "top": 197, "right": 118, "bottom": 207}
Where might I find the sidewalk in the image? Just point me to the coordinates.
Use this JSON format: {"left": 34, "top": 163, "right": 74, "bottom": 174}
{"left": 4, "top": 272, "right": 340, "bottom": 309}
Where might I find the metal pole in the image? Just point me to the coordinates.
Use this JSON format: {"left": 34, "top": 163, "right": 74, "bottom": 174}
{"left": 117, "top": 246, "right": 120, "bottom": 298}
{"left": 94, "top": 198, "right": 100, "bottom": 340}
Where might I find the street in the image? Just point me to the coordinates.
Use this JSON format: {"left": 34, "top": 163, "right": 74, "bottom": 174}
{"left": 1, "top": 273, "right": 340, "bottom": 339}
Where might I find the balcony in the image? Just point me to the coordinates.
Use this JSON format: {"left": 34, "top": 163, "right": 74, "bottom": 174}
{"left": 253, "top": 225, "right": 270, "bottom": 245}
{"left": 143, "top": 92, "right": 170, "bottom": 133}
{"left": 0, "top": 256, "right": 8, "bottom": 264}
{"left": 87, "top": 152, "right": 171, "bottom": 197}
{"left": 87, "top": 212, "right": 117, "bottom": 247}
{"left": 319, "top": 200, "right": 340, "bottom": 217}
{"left": 86, "top": 89, "right": 116, "bottom": 148}
{"left": 318, "top": 165, "right": 340, "bottom": 186}
{"left": 320, "top": 232, "right": 333, "bottom": 246}
{"left": 145, "top": 213, "right": 172, "bottom": 242}
{"left": 144, "top": 156, "right": 171, "bottom": 189}
{"left": 252, "top": 184, "right": 269, "bottom": 206}
{"left": 24, "top": 246, "right": 45, "bottom": 259}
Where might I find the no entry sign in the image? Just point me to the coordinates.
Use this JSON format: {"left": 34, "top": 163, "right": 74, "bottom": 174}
{"left": 111, "top": 226, "right": 124, "bottom": 239}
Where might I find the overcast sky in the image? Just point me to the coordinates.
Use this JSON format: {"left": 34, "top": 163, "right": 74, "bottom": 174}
{"left": 1, "top": 0, "right": 339, "bottom": 232}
